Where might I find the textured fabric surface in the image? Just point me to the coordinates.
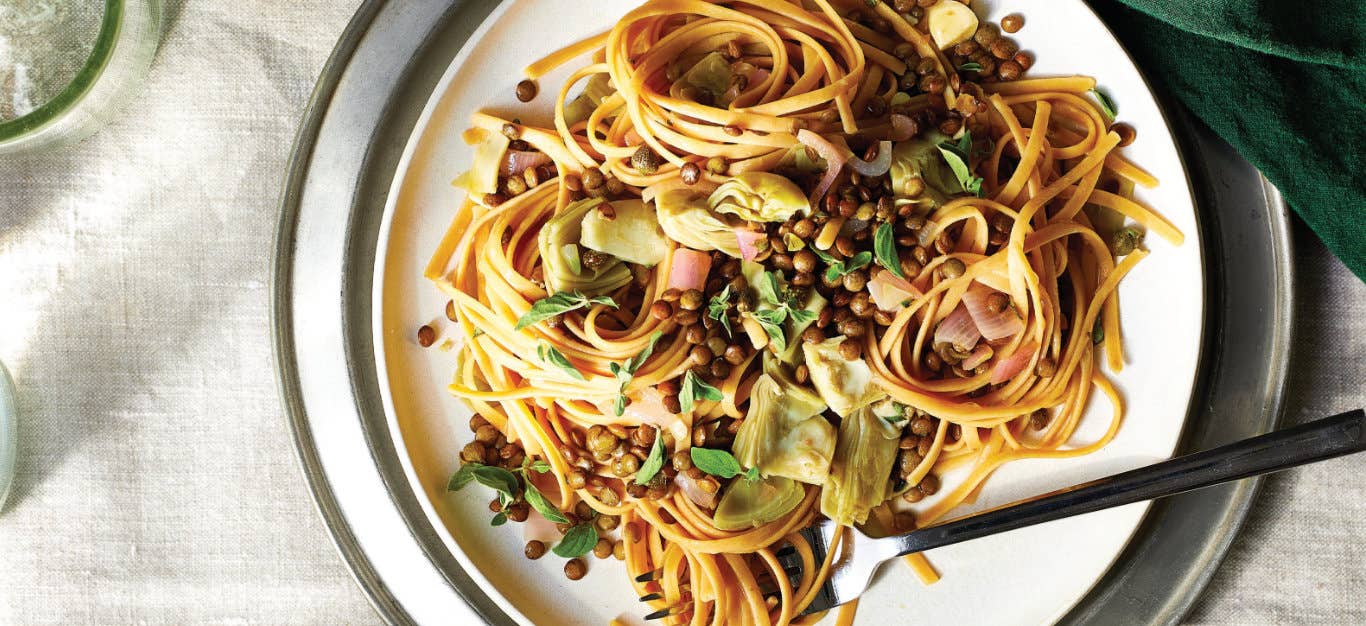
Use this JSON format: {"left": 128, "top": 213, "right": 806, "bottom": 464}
{"left": 1092, "top": 0, "right": 1366, "bottom": 281}
{"left": 0, "top": 2, "right": 1361, "bottom": 625}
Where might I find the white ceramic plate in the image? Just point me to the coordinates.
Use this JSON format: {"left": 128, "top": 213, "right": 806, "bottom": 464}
{"left": 373, "top": 1, "right": 1205, "bottom": 624}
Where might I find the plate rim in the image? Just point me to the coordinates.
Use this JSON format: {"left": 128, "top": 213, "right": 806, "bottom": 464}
{"left": 271, "top": 1, "right": 1294, "bottom": 625}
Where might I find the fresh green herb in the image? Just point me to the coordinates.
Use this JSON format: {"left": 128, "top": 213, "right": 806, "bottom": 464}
{"left": 634, "top": 429, "right": 666, "bottom": 485}
{"left": 609, "top": 332, "right": 664, "bottom": 416}
{"left": 679, "top": 370, "right": 724, "bottom": 414}
{"left": 538, "top": 343, "right": 586, "bottom": 380}
{"left": 864, "top": 0, "right": 880, "bottom": 7}
{"left": 813, "top": 249, "right": 873, "bottom": 283}
{"left": 744, "top": 467, "right": 760, "bottom": 482}
{"left": 958, "top": 62, "right": 983, "bottom": 72}
{"left": 874, "top": 223, "right": 904, "bottom": 279}
{"left": 448, "top": 462, "right": 520, "bottom": 496}
{"left": 523, "top": 481, "right": 569, "bottom": 523}
{"left": 689, "top": 447, "right": 747, "bottom": 479}
{"left": 553, "top": 522, "right": 600, "bottom": 558}
{"left": 515, "top": 291, "right": 618, "bottom": 330}
{"left": 524, "top": 459, "right": 552, "bottom": 474}
{"left": 937, "top": 131, "right": 984, "bottom": 197}
{"left": 448, "top": 462, "right": 522, "bottom": 526}
{"left": 1089, "top": 88, "right": 1117, "bottom": 121}
{"left": 1092, "top": 318, "right": 1105, "bottom": 345}
{"left": 750, "top": 309, "right": 790, "bottom": 352}
{"left": 756, "top": 271, "right": 782, "bottom": 306}
{"left": 707, "top": 285, "right": 734, "bottom": 337}
{"left": 471, "top": 329, "right": 486, "bottom": 338}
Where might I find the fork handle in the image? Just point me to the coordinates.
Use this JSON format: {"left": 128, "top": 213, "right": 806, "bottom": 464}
{"left": 893, "top": 409, "right": 1366, "bottom": 557}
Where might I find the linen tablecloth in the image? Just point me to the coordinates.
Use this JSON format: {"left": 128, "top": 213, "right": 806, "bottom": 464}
{"left": 0, "top": 2, "right": 1361, "bottom": 624}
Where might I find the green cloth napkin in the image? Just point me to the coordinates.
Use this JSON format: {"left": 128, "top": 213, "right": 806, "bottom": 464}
{"left": 1089, "top": 0, "right": 1366, "bottom": 281}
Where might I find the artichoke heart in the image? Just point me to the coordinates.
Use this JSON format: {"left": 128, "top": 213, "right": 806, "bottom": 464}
{"left": 732, "top": 374, "right": 834, "bottom": 485}
{"left": 580, "top": 198, "right": 668, "bottom": 266}
{"left": 538, "top": 198, "right": 632, "bottom": 295}
{"left": 709, "top": 172, "right": 810, "bottom": 223}
{"left": 803, "top": 337, "right": 885, "bottom": 417}
{"left": 655, "top": 189, "right": 742, "bottom": 257}
{"left": 889, "top": 132, "right": 961, "bottom": 209}
{"left": 820, "top": 404, "right": 902, "bottom": 526}
{"left": 713, "top": 475, "right": 805, "bottom": 531}
{"left": 451, "top": 127, "right": 510, "bottom": 196}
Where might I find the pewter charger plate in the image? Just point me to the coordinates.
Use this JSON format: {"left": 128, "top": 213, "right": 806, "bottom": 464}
{"left": 271, "top": 1, "right": 1293, "bottom": 624}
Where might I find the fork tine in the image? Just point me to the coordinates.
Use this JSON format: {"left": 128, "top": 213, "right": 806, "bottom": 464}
{"left": 634, "top": 569, "right": 662, "bottom": 583}
{"left": 638, "top": 592, "right": 662, "bottom": 602}
{"left": 643, "top": 605, "right": 682, "bottom": 620}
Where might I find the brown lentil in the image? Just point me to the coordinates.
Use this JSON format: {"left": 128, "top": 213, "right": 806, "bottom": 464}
{"left": 679, "top": 162, "right": 702, "bottom": 185}
{"left": 838, "top": 338, "right": 862, "bottom": 360}
{"left": 724, "top": 344, "right": 747, "bottom": 366}
{"left": 650, "top": 301, "right": 674, "bottom": 321}
{"left": 689, "top": 345, "right": 714, "bottom": 366}
{"left": 564, "top": 558, "right": 587, "bottom": 580}
{"left": 1001, "top": 13, "right": 1024, "bottom": 33}
{"left": 417, "top": 324, "right": 436, "bottom": 347}
{"left": 997, "top": 59, "right": 1022, "bottom": 81}
{"left": 673, "top": 309, "right": 700, "bottom": 326}
{"left": 1036, "top": 357, "right": 1058, "bottom": 378}
{"left": 918, "top": 474, "right": 940, "bottom": 495}
{"left": 515, "top": 79, "right": 538, "bottom": 102}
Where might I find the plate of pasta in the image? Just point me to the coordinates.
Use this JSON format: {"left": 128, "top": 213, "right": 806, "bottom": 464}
{"left": 372, "top": 0, "right": 1203, "bottom": 624}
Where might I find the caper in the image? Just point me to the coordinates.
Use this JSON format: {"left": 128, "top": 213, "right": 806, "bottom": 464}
{"left": 1111, "top": 227, "right": 1144, "bottom": 256}
{"left": 985, "top": 292, "right": 1011, "bottom": 314}
{"left": 631, "top": 145, "right": 662, "bottom": 175}
{"left": 679, "top": 289, "right": 705, "bottom": 311}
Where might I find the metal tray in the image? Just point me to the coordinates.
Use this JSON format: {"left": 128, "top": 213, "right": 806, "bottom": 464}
{"left": 271, "top": 1, "right": 1293, "bottom": 624}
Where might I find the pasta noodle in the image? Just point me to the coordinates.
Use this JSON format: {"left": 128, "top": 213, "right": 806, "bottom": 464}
{"left": 423, "top": 1, "right": 1182, "bottom": 624}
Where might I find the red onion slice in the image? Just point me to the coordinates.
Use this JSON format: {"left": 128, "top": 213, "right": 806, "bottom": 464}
{"left": 868, "top": 270, "right": 922, "bottom": 311}
{"left": 990, "top": 341, "right": 1038, "bottom": 384}
{"left": 500, "top": 150, "right": 552, "bottom": 178}
{"left": 847, "top": 140, "right": 893, "bottom": 177}
{"left": 735, "top": 229, "right": 768, "bottom": 261}
{"left": 674, "top": 472, "right": 719, "bottom": 510}
{"left": 934, "top": 303, "right": 981, "bottom": 350}
{"left": 797, "top": 129, "right": 849, "bottom": 202}
{"left": 667, "top": 248, "right": 712, "bottom": 292}
{"left": 961, "top": 283, "right": 1025, "bottom": 341}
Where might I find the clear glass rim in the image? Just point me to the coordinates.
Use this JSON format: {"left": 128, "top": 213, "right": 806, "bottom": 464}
{"left": 0, "top": 0, "right": 123, "bottom": 141}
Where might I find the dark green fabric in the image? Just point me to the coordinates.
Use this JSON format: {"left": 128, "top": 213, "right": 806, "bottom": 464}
{"left": 1088, "top": 0, "right": 1366, "bottom": 281}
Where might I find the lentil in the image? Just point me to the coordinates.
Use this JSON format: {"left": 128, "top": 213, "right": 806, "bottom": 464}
{"left": 564, "top": 558, "right": 587, "bottom": 580}
{"left": 515, "top": 79, "right": 538, "bottom": 102}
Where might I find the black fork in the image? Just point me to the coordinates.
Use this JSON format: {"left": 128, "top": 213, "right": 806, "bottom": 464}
{"left": 641, "top": 408, "right": 1365, "bottom": 619}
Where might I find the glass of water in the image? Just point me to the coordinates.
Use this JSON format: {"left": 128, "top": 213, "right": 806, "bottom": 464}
{"left": 0, "top": 0, "right": 161, "bottom": 154}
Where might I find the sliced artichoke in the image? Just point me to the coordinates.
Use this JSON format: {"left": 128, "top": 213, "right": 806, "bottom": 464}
{"left": 802, "top": 337, "right": 885, "bottom": 417}
{"left": 889, "top": 133, "right": 961, "bottom": 209}
{"left": 563, "top": 73, "right": 614, "bottom": 126}
{"left": 538, "top": 198, "right": 632, "bottom": 295}
{"left": 713, "top": 475, "right": 805, "bottom": 531}
{"left": 732, "top": 374, "right": 833, "bottom": 485}
{"left": 820, "top": 404, "right": 902, "bottom": 526}
{"left": 671, "top": 52, "right": 733, "bottom": 106}
{"left": 655, "top": 189, "right": 742, "bottom": 257}
{"left": 709, "top": 172, "right": 811, "bottom": 223}
{"left": 580, "top": 198, "right": 668, "bottom": 266}
{"left": 451, "top": 127, "right": 510, "bottom": 197}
